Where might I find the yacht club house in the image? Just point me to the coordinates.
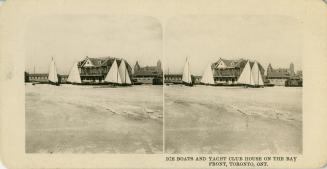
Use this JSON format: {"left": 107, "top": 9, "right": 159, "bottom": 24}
{"left": 78, "top": 56, "right": 132, "bottom": 83}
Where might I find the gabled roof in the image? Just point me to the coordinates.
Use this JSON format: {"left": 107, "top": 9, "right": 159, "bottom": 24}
{"left": 88, "top": 58, "right": 105, "bottom": 67}
{"left": 79, "top": 56, "right": 130, "bottom": 67}
{"left": 79, "top": 56, "right": 114, "bottom": 67}
{"left": 213, "top": 58, "right": 245, "bottom": 69}
{"left": 78, "top": 56, "right": 132, "bottom": 74}
{"left": 221, "top": 59, "right": 238, "bottom": 67}
{"left": 212, "top": 58, "right": 265, "bottom": 78}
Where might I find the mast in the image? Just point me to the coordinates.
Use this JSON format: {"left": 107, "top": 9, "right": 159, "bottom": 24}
{"left": 257, "top": 64, "right": 259, "bottom": 85}
{"left": 124, "top": 60, "right": 127, "bottom": 84}
{"left": 250, "top": 61, "right": 255, "bottom": 86}
{"left": 105, "top": 59, "right": 122, "bottom": 84}
{"left": 67, "top": 62, "right": 81, "bottom": 83}
{"left": 118, "top": 59, "right": 131, "bottom": 85}
{"left": 182, "top": 56, "right": 192, "bottom": 84}
{"left": 48, "top": 57, "right": 58, "bottom": 83}
{"left": 117, "top": 63, "right": 119, "bottom": 83}
{"left": 250, "top": 61, "right": 263, "bottom": 86}
{"left": 187, "top": 58, "right": 190, "bottom": 82}
{"left": 250, "top": 65, "right": 252, "bottom": 84}
{"left": 201, "top": 63, "right": 215, "bottom": 85}
{"left": 238, "top": 60, "right": 256, "bottom": 85}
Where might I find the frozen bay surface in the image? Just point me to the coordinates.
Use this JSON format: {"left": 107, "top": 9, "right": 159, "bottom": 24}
{"left": 165, "top": 85, "right": 302, "bottom": 154}
{"left": 26, "top": 84, "right": 163, "bottom": 153}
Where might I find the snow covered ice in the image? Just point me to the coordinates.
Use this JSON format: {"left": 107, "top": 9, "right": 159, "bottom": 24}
{"left": 164, "top": 85, "right": 302, "bottom": 154}
{"left": 25, "top": 84, "right": 163, "bottom": 153}
{"left": 25, "top": 83, "right": 302, "bottom": 154}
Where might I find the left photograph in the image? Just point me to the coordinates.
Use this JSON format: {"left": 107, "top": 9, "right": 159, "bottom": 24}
{"left": 24, "top": 15, "right": 163, "bottom": 153}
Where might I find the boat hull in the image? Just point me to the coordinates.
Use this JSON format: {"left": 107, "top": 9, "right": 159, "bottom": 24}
{"left": 133, "top": 82, "right": 143, "bottom": 85}
{"left": 70, "top": 82, "right": 132, "bottom": 87}
{"left": 49, "top": 81, "right": 60, "bottom": 86}
{"left": 210, "top": 83, "right": 244, "bottom": 87}
{"left": 244, "top": 84, "right": 264, "bottom": 88}
{"left": 182, "top": 82, "right": 194, "bottom": 87}
{"left": 199, "top": 83, "right": 218, "bottom": 86}
{"left": 264, "top": 83, "right": 275, "bottom": 87}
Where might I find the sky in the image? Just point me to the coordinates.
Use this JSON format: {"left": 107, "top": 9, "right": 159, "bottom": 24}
{"left": 25, "top": 15, "right": 162, "bottom": 74}
{"left": 24, "top": 14, "right": 303, "bottom": 75}
{"left": 164, "top": 15, "right": 303, "bottom": 75}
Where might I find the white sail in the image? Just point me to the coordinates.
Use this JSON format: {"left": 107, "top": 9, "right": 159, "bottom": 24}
{"left": 251, "top": 61, "right": 264, "bottom": 86}
{"left": 237, "top": 60, "right": 254, "bottom": 85}
{"left": 182, "top": 57, "right": 192, "bottom": 84}
{"left": 67, "top": 62, "right": 81, "bottom": 83}
{"left": 200, "top": 63, "right": 215, "bottom": 84}
{"left": 105, "top": 59, "right": 122, "bottom": 84}
{"left": 118, "top": 60, "right": 132, "bottom": 84}
{"left": 48, "top": 58, "right": 58, "bottom": 83}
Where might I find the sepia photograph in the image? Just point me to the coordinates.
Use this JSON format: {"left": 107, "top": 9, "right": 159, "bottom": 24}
{"left": 2, "top": 0, "right": 327, "bottom": 168}
{"left": 24, "top": 15, "right": 163, "bottom": 153}
{"left": 164, "top": 15, "right": 303, "bottom": 154}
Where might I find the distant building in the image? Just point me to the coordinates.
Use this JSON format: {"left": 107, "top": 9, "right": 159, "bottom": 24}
{"left": 78, "top": 56, "right": 132, "bottom": 83}
{"left": 164, "top": 74, "right": 183, "bottom": 84}
{"left": 193, "top": 75, "right": 202, "bottom": 84}
{"left": 27, "top": 73, "right": 49, "bottom": 83}
{"left": 25, "top": 72, "right": 29, "bottom": 82}
{"left": 164, "top": 74, "right": 198, "bottom": 84}
{"left": 285, "top": 77, "right": 303, "bottom": 87}
{"left": 25, "top": 73, "right": 68, "bottom": 84}
{"left": 212, "top": 58, "right": 265, "bottom": 84}
{"left": 266, "top": 63, "right": 297, "bottom": 86}
{"left": 59, "top": 75, "right": 69, "bottom": 83}
{"left": 296, "top": 70, "right": 303, "bottom": 79}
{"left": 133, "top": 60, "right": 163, "bottom": 84}
{"left": 290, "top": 63, "right": 295, "bottom": 76}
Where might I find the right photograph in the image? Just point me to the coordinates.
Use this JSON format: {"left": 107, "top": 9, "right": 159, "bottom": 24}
{"left": 164, "top": 15, "right": 303, "bottom": 154}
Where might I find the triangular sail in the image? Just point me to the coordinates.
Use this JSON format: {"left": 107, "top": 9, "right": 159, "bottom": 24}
{"left": 67, "top": 62, "right": 81, "bottom": 83}
{"left": 182, "top": 57, "right": 192, "bottom": 84}
{"left": 237, "top": 60, "right": 254, "bottom": 85}
{"left": 201, "top": 63, "right": 215, "bottom": 84}
{"left": 105, "top": 59, "right": 122, "bottom": 84}
{"left": 251, "top": 61, "right": 264, "bottom": 86}
{"left": 48, "top": 58, "right": 58, "bottom": 83}
{"left": 118, "top": 60, "right": 132, "bottom": 84}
